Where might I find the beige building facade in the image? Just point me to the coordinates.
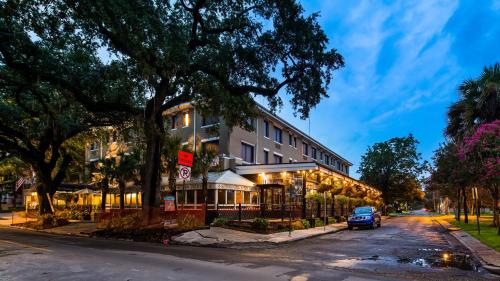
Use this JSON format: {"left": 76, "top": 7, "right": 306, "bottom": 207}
{"left": 164, "top": 103, "right": 352, "bottom": 176}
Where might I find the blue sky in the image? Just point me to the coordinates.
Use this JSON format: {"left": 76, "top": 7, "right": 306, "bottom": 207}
{"left": 268, "top": 0, "right": 500, "bottom": 179}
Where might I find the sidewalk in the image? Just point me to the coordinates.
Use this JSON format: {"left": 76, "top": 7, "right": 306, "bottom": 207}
{"left": 435, "top": 219, "right": 500, "bottom": 275}
{"left": 172, "top": 222, "right": 347, "bottom": 247}
{"left": 40, "top": 222, "right": 98, "bottom": 237}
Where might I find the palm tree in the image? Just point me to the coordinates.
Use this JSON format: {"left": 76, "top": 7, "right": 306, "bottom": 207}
{"left": 115, "top": 152, "right": 141, "bottom": 210}
{"left": 446, "top": 63, "right": 500, "bottom": 140}
{"left": 192, "top": 148, "right": 218, "bottom": 224}
{"left": 161, "top": 135, "right": 184, "bottom": 209}
{"left": 90, "top": 157, "right": 116, "bottom": 211}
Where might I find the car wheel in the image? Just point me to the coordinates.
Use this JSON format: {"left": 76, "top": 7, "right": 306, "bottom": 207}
{"left": 348, "top": 225, "right": 353, "bottom": 230}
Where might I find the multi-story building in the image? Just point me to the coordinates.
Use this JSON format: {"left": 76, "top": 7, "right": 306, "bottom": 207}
{"left": 80, "top": 103, "right": 381, "bottom": 220}
{"left": 165, "top": 103, "right": 381, "bottom": 219}
{"left": 164, "top": 103, "right": 351, "bottom": 175}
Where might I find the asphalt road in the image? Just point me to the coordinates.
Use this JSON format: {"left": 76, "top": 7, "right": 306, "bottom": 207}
{"left": 0, "top": 216, "right": 497, "bottom": 281}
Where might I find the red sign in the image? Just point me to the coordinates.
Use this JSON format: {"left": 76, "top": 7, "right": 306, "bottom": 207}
{"left": 178, "top": 150, "right": 193, "bottom": 167}
{"left": 164, "top": 196, "right": 176, "bottom": 212}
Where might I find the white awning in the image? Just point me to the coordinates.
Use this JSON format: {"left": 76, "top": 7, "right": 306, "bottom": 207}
{"left": 176, "top": 170, "right": 255, "bottom": 187}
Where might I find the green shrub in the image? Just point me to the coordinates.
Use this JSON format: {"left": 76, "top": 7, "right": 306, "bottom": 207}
{"left": 211, "top": 217, "right": 228, "bottom": 227}
{"left": 314, "top": 218, "right": 324, "bottom": 227}
{"left": 251, "top": 217, "right": 268, "bottom": 231}
{"left": 39, "top": 214, "right": 55, "bottom": 228}
{"left": 37, "top": 214, "right": 69, "bottom": 229}
{"left": 328, "top": 217, "right": 337, "bottom": 224}
{"left": 99, "top": 214, "right": 142, "bottom": 231}
{"left": 57, "top": 210, "right": 82, "bottom": 220}
{"left": 301, "top": 219, "right": 310, "bottom": 229}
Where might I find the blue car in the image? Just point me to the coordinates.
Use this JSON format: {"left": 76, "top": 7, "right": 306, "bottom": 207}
{"left": 348, "top": 206, "right": 381, "bottom": 230}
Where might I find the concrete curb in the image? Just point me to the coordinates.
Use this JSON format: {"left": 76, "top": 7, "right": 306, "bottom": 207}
{"left": 171, "top": 226, "right": 347, "bottom": 248}
{"left": 433, "top": 219, "right": 500, "bottom": 276}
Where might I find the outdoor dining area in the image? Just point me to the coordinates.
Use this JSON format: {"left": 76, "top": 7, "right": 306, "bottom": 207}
{"left": 23, "top": 184, "right": 143, "bottom": 214}
{"left": 166, "top": 162, "right": 382, "bottom": 224}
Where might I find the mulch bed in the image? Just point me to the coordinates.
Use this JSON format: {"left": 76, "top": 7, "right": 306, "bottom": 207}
{"left": 91, "top": 225, "right": 208, "bottom": 243}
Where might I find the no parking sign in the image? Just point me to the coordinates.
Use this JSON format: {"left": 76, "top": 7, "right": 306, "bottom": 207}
{"left": 178, "top": 165, "right": 191, "bottom": 181}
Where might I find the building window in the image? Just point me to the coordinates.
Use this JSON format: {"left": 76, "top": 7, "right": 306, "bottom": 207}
{"left": 337, "top": 161, "right": 341, "bottom": 170}
{"left": 207, "top": 190, "right": 215, "bottom": 204}
{"left": 186, "top": 190, "right": 195, "bottom": 204}
{"left": 244, "top": 191, "right": 251, "bottom": 204}
{"left": 325, "top": 155, "right": 329, "bottom": 165}
{"left": 202, "top": 115, "right": 219, "bottom": 126}
{"left": 264, "top": 120, "right": 269, "bottom": 138}
{"left": 251, "top": 192, "right": 259, "bottom": 205}
{"left": 294, "top": 137, "right": 297, "bottom": 148}
{"left": 201, "top": 140, "right": 219, "bottom": 154}
{"left": 346, "top": 166, "right": 349, "bottom": 174}
{"left": 263, "top": 150, "right": 269, "bottom": 164}
{"left": 171, "top": 115, "right": 178, "bottom": 129}
{"left": 273, "top": 154, "right": 283, "bottom": 164}
{"left": 320, "top": 151, "right": 323, "bottom": 161}
{"left": 303, "top": 143, "right": 309, "bottom": 155}
{"left": 226, "top": 190, "right": 235, "bottom": 204}
{"left": 218, "top": 189, "right": 226, "bottom": 204}
{"left": 288, "top": 133, "right": 293, "bottom": 146}
{"left": 274, "top": 127, "right": 282, "bottom": 143}
{"left": 312, "top": 147, "right": 317, "bottom": 159}
{"left": 289, "top": 158, "right": 293, "bottom": 163}
{"left": 183, "top": 112, "right": 190, "bottom": 127}
{"left": 241, "top": 142, "right": 254, "bottom": 163}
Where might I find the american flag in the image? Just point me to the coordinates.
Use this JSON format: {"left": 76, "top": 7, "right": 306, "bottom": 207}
{"left": 15, "top": 177, "right": 25, "bottom": 191}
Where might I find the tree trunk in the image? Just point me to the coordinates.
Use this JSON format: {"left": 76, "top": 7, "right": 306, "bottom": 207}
{"left": 331, "top": 195, "right": 335, "bottom": 218}
{"left": 100, "top": 179, "right": 109, "bottom": 211}
{"left": 119, "top": 179, "right": 125, "bottom": 210}
{"left": 168, "top": 169, "right": 177, "bottom": 209}
{"left": 463, "top": 187, "right": 469, "bottom": 224}
{"left": 141, "top": 96, "right": 165, "bottom": 224}
{"left": 37, "top": 183, "right": 53, "bottom": 215}
{"left": 456, "top": 189, "right": 461, "bottom": 222}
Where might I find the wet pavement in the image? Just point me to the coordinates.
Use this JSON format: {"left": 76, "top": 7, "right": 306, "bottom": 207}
{"left": 0, "top": 215, "right": 497, "bottom": 280}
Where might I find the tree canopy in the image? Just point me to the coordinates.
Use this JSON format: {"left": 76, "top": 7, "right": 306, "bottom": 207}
{"left": 1, "top": 1, "right": 345, "bottom": 217}
{"left": 357, "top": 134, "right": 426, "bottom": 206}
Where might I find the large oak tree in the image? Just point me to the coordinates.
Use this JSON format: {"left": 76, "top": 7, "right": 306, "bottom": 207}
{"left": 2, "top": 1, "right": 344, "bottom": 220}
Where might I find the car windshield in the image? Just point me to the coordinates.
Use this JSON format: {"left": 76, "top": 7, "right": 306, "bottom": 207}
{"left": 353, "top": 207, "right": 372, "bottom": 214}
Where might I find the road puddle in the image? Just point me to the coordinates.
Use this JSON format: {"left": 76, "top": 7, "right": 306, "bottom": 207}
{"left": 327, "top": 251, "right": 478, "bottom": 271}
{"left": 398, "top": 251, "right": 477, "bottom": 271}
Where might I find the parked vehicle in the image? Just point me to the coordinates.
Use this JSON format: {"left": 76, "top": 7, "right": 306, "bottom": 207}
{"left": 347, "top": 206, "right": 381, "bottom": 230}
